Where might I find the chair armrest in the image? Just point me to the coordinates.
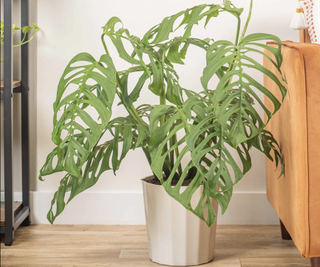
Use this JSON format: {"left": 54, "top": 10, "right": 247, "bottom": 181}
{"left": 264, "top": 41, "right": 320, "bottom": 258}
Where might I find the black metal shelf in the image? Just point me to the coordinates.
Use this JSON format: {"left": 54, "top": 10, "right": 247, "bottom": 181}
{"left": 0, "top": 80, "right": 22, "bottom": 99}
{"left": 0, "top": 0, "right": 31, "bottom": 246}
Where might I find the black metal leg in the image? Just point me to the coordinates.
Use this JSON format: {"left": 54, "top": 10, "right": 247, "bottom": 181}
{"left": 1, "top": 0, "right": 30, "bottom": 243}
{"left": 4, "top": 0, "right": 14, "bottom": 246}
{"left": 0, "top": 0, "right": 2, "bottom": 237}
{"left": 21, "top": 0, "right": 30, "bottom": 227}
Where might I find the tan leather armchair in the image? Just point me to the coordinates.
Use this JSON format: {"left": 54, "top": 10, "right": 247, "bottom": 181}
{"left": 264, "top": 30, "right": 320, "bottom": 267}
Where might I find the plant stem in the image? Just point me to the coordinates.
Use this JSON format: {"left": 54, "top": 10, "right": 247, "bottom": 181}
{"left": 239, "top": 0, "right": 253, "bottom": 42}
{"left": 235, "top": 17, "right": 241, "bottom": 46}
{"left": 159, "top": 52, "right": 166, "bottom": 125}
{"left": 174, "top": 133, "right": 183, "bottom": 176}
{"left": 224, "top": 13, "right": 242, "bottom": 87}
{"left": 101, "top": 34, "right": 110, "bottom": 56}
{"left": 160, "top": 87, "right": 166, "bottom": 127}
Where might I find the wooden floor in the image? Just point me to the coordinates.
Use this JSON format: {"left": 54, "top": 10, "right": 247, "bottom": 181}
{"left": 0, "top": 225, "right": 310, "bottom": 267}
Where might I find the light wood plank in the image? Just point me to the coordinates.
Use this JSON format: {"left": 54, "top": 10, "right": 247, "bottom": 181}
{"left": 0, "top": 80, "right": 21, "bottom": 90}
{"left": 240, "top": 258, "right": 310, "bottom": 267}
{"left": 1, "top": 225, "right": 308, "bottom": 267}
{"left": 212, "top": 256, "right": 241, "bottom": 267}
{"left": 216, "top": 249, "right": 303, "bottom": 259}
{"left": 1, "top": 248, "right": 121, "bottom": 258}
{"left": 119, "top": 249, "right": 149, "bottom": 259}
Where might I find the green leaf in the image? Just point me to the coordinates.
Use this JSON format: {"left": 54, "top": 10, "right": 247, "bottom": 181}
{"left": 202, "top": 34, "right": 286, "bottom": 147}
{"left": 118, "top": 67, "right": 150, "bottom": 107}
{"left": 39, "top": 148, "right": 64, "bottom": 180}
{"left": 223, "top": 0, "right": 244, "bottom": 17}
{"left": 119, "top": 73, "right": 132, "bottom": 107}
{"left": 46, "top": 116, "right": 149, "bottom": 224}
{"left": 149, "top": 105, "right": 218, "bottom": 226}
{"left": 149, "top": 98, "right": 247, "bottom": 226}
{"left": 22, "top": 25, "right": 33, "bottom": 34}
{"left": 165, "top": 70, "right": 183, "bottom": 105}
{"left": 167, "top": 38, "right": 185, "bottom": 64}
{"left": 150, "top": 11, "right": 185, "bottom": 44}
{"left": 250, "top": 130, "right": 284, "bottom": 178}
{"left": 102, "top": 16, "right": 123, "bottom": 33}
{"left": 185, "top": 110, "right": 243, "bottom": 213}
{"left": 48, "top": 52, "right": 117, "bottom": 178}
{"left": 130, "top": 71, "right": 149, "bottom": 103}
{"left": 148, "top": 56, "right": 165, "bottom": 96}
{"left": 108, "top": 34, "right": 142, "bottom": 65}
{"left": 204, "top": 7, "right": 220, "bottom": 27}
{"left": 142, "top": 3, "right": 243, "bottom": 45}
{"left": 32, "top": 23, "right": 40, "bottom": 32}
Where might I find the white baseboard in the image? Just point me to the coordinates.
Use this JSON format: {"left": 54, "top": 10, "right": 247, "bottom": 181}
{"left": 27, "top": 191, "right": 279, "bottom": 225}
{"left": 217, "top": 192, "right": 279, "bottom": 225}
{"left": 30, "top": 191, "right": 145, "bottom": 225}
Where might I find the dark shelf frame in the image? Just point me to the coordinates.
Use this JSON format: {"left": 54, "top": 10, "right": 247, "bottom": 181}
{"left": 0, "top": 0, "right": 31, "bottom": 245}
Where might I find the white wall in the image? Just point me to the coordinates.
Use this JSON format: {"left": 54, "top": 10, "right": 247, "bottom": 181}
{"left": 33, "top": 0, "right": 299, "bottom": 225}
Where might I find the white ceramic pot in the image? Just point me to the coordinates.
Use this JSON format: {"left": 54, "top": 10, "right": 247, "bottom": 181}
{"left": 142, "top": 178, "right": 218, "bottom": 266}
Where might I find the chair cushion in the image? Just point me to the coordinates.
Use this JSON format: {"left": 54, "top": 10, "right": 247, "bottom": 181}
{"left": 264, "top": 41, "right": 320, "bottom": 258}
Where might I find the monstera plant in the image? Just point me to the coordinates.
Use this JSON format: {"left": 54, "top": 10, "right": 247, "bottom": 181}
{"left": 40, "top": 0, "right": 285, "bottom": 226}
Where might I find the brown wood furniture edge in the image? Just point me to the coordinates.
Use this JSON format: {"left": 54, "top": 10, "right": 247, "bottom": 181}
{"left": 0, "top": 80, "right": 21, "bottom": 91}
{"left": 0, "top": 202, "right": 23, "bottom": 227}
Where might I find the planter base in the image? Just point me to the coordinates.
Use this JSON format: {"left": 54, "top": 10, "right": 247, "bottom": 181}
{"left": 142, "top": 179, "right": 218, "bottom": 266}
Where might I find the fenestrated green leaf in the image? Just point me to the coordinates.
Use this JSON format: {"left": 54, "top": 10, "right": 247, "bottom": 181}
{"left": 117, "top": 66, "right": 151, "bottom": 107}
{"left": 223, "top": 0, "right": 244, "bottom": 17}
{"left": 142, "top": 3, "right": 242, "bottom": 45}
{"left": 250, "top": 130, "right": 284, "bottom": 178}
{"left": 47, "top": 174, "right": 70, "bottom": 224}
{"left": 107, "top": 32, "right": 142, "bottom": 65}
{"left": 148, "top": 97, "right": 249, "bottom": 226}
{"left": 166, "top": 37, "right": 212, "bottom": 65}
{"left": 46, "top": 117, "right": 149, "bottom": 224}
{"left": 102, "top": 16, "right": 123, "bottom": 33}
{"left": 202, "top": 34, "right": 286, "bottom": 147}
{"left": 130, "top": 71, "right": 149, "bottom": 103}
{"left": 39, "top": 148, "right": 63, "bottom": 181}
{"left": 49, "top": 52, "right": 117, "bottom": 178}
{"left": 103, "top": 17, "right": 150, "bottom": 70}
{"left": 241, "top": 33, "right": 282, "bottom": 67}
{"left": 204, "top": 7, "right": 219, "bottom": 27}
{"left": 150, "top": 11, "right": 185, "bottom": 44}
{"left": 119, "top": 73, "right": 132, "bottom": 107}
{"left": 167, "top": 38, "right": 185, "bottom": 64}
{"left": 148, "top": 56, "right": 165, "bottom": 96}
{"left": 165, "top": 70, "right": 183, "bottom": 105}
{"left": 182, "top": 5, "right": 208, "bottom": 40}
{"left": 184, "top": 102, "right": 244, "bottom": 213}
{"left": 149, "top": 104, "right": 218, "bottom": 226}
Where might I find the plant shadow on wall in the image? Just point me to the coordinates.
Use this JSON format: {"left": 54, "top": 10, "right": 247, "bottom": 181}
{"left": 39, "top": 0, "right": 285, "bottom": 227}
